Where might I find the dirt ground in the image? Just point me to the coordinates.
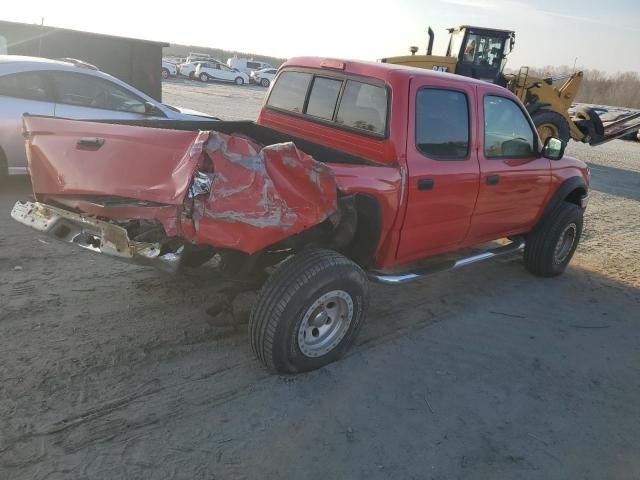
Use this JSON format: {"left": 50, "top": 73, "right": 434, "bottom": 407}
{"left": 1, "top": 81, "right": 639, "bottom": 479}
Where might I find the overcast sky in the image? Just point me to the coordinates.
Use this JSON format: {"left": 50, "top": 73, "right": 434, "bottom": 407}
{"left": 2, "top": 0, "right": 639, "bottom": 72}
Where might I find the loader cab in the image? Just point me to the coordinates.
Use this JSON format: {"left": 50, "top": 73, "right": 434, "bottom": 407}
{"left": 447, "top": 26, "right": 515, "bottom": 83}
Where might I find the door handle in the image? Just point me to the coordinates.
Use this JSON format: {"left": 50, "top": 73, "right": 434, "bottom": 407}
{"left": 77, "top": 137, "right": 105, "bottom": 149}
{"left": 417, "top": 178, "right": 434, "bottom": 190}
{"left": 486, "top": 174, "right": 500, "bottom": 186}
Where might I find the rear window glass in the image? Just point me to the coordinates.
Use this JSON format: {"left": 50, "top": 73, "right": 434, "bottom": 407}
{"left": 336, "top": 80, "right": 387, "bottom": 135}
{"left": 0, "top": 72, "right": 49, "bottom": 101}
{"left": 416, "top": 88, "right": 470, "bottom": 159}
{"left": 267, "top": 71, "right": 312, "bottom": 113}
{"left": 306, "top": 77, "right": 342, "bottom": 120}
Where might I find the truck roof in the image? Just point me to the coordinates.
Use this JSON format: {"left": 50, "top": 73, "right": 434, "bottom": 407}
{"left": 283, "top": 56, "right": 499, "bottom": 89}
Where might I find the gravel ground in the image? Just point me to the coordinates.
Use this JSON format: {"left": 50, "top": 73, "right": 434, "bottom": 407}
{"left": 0, "top": 80, "right": 639, "bottom": 479}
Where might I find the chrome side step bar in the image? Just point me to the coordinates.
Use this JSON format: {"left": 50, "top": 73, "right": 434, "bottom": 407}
{"left": 368, "top": 237, "right": 526, "bottom": 285}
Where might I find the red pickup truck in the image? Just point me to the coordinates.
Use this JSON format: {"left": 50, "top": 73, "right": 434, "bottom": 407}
{"left": 12, "top": 57, "right": 590, "bottom": 373}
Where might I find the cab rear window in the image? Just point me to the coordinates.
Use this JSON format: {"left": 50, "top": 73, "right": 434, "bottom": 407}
{"left": 267, "top": 72, "right": 311, "bottom": 113}
{"left": 267, "top": 70, "right": 388, "bottom": 136}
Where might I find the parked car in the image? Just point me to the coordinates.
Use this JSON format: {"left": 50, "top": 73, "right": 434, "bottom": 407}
{"left": 195, "top": 62, "right": 250, "bottom": 85}
{"left": 177, "top": 61, "right": 202, "bottom": 79}
{"left": 251, "top": 68, "right": 277, "bottom": 87}
{"left": 0, "top": 55, "right": 216, "bottom": 176}
{"left": 227, "top": 57, "right": 273, "bottom": 75}
{"left": 161, "top": 60, "right": 177, "bottom": 79}
{"left": 11, "top": 57, "right": 590, "bottom": 374}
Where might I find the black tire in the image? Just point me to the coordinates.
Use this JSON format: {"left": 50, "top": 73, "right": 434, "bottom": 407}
{"left": 249, "top": 249, "right": 369, "bottom": 373}
{"left": 234, "top": 77, "right": 244, "bottom": 85}
{"left": 524, "top": 201, "right": 583, "bottom": 277}
{"left": 188, "top": 72, "right": 195, "bottom": 80}
{"left": 199, "top": 73, "right": 209, "bottom": 82}
{"left": 575, "top": 107, "right": 605, "bottom": 136}
{"left": 531, "top": 109, "right": 571, "bottom": 145}
{"left": 260, "top": 78, "right": 270, "bottom": 87}
{"left": 161, "top": 68, "right": 170, "bottom": 80}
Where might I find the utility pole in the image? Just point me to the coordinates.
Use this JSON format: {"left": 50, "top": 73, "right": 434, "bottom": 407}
{"left": 573, "top": 57, "right": 578, "bottom": 73}
{"left": 38, "top": 17, "right": 44, "bottom": 56}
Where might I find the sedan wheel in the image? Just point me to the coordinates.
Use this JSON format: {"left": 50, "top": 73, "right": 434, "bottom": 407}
{"left": 199, "top": 73, "right": 208, "bottom": 82}
{"left": 261, "top": 78, "right": 270, "bottom": 87}
{"left": 235, "top": 77, "right": 244, "bottom": 85}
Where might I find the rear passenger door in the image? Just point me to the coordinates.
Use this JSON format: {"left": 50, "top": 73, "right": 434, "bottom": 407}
{"left": 466, "top": 87, "right": 550, "bottom": 243}
{"left": 396, "top": 78, "right": 480, "bottom": 264}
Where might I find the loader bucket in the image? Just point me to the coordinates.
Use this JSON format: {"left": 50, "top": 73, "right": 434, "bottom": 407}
{"left": 572, "top": 108, "right": 640, "bottom": 146}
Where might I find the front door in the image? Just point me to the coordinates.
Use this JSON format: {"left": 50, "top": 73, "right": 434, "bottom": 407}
{"left": 396, "top": 77, "right": 480, "bottom": 264}
{"left": 466, "top": 87, "right": 551, "bottom": 243}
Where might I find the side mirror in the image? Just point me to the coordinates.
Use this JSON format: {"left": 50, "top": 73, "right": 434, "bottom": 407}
{"left": 144, "top": 102, "right": 164, "bottom": 117}
{"left": 542, "top": 136, "right": 565, "bottom": 160}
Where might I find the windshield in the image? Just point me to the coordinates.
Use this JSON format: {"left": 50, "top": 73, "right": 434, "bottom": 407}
{"left": 461, "top": 33, "right": 506, "bottom": 69}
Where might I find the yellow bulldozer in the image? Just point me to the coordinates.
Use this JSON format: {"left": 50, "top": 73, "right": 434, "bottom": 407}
{"left": 381, "top": 26, "right": 640, "bottom": 146}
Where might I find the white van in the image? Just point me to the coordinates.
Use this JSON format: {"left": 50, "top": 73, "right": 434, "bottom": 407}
{"left": 227, "top": 57, "right": 273, "bottom": 75}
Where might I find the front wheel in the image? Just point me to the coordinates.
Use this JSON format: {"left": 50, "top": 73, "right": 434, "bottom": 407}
{"left": 249, "top": 249, "right": 369, "bottom": 373}
{"left": 524, "top": 201, "right": 583, "bottom": 277}
{"left": 235, "top": 76, "right": 244, "bottom": 85}
{"left": 199, "top": 73, "right": 209, "bottom": 82}
{"left": 260, "top": 78, "right": 270, "bottom": 87}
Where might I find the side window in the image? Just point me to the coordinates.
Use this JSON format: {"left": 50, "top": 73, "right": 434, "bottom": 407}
{"left": 0, "top": 72, "right": 49, "bottom": 102}
{"left": 415, "top": 88, "right": 469, "bottom": 160}
{"left": 51, "top": 72, "right": 146, "bottom": 114}
{"left": 336, "top": 80, "right": 387, "bottom": 135}
{"left": 484, "top": 95, "right": 535, "bottom": 158}
{"left": 267, "top": 71, "right": 312, "bottom": 113}
{"left": 305, "top": 77, "right": 342, "bottom": 120}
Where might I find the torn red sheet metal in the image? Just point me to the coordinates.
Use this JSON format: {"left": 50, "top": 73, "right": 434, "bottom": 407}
{"left": 189, "top": 132, "right": 338, "bottom": 253}
{"left": 23, "top": 116, "right": 338, "bottom": 255}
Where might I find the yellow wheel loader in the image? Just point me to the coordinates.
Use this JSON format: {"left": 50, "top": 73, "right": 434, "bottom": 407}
{"left": 381, "top": 26, "right": 640, "bottom": 146}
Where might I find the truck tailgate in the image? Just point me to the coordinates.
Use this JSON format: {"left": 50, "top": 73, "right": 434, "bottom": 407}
{"left": 24, "top": 115, "right": 207, "bottom": 205}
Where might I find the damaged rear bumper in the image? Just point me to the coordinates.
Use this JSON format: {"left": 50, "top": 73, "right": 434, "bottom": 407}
{"left": 11, "top": 201, "right": 184, "bottom": 273}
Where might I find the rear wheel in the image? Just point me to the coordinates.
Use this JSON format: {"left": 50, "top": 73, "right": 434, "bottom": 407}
{"left": 161, "top": 68, "right": 170, "bottom": 80}
{"left": 524, "top": 201, "right": 583, "bottom": 277}
{"left": 188, "top": 71, "right": 195, "bottom": 80}
{"left": 249, "top": 249, "right": 369, "bottom": 373}
{"left": 531, "top": 110, "right": 571, "bottom": 145}
{"left": 260, "top": 78, "right": 270, "bottom": 87}
{"left": 235, "top": 77, "right": 244, "bottom": 85}
{"left": 199, "top": 73, "right": 209, "bottom": 82}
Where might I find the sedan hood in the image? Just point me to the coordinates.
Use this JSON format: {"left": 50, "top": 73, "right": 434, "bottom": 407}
{"left": 171, "top": 106, "right": 217, "bottom": 119}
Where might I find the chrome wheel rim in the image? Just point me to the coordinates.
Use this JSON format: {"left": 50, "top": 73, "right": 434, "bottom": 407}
{"left": 554, "top": 223, "right": 577, "bottom": 264}
{"left": 297, "top": 290, "right": 354, "bottom": 358}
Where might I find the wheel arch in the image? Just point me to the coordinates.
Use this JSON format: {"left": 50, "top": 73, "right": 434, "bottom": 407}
{"left": 536, "top": 176, "right": 587, "bottom": 230}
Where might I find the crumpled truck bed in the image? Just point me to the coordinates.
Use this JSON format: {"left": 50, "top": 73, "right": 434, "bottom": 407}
{"left": 19, "top": 116, "right": 338, "bottom": 256}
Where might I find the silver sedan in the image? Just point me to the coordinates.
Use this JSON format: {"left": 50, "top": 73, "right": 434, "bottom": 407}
{"left": 0, "top": 55, "right": 216, "bottom": 176}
